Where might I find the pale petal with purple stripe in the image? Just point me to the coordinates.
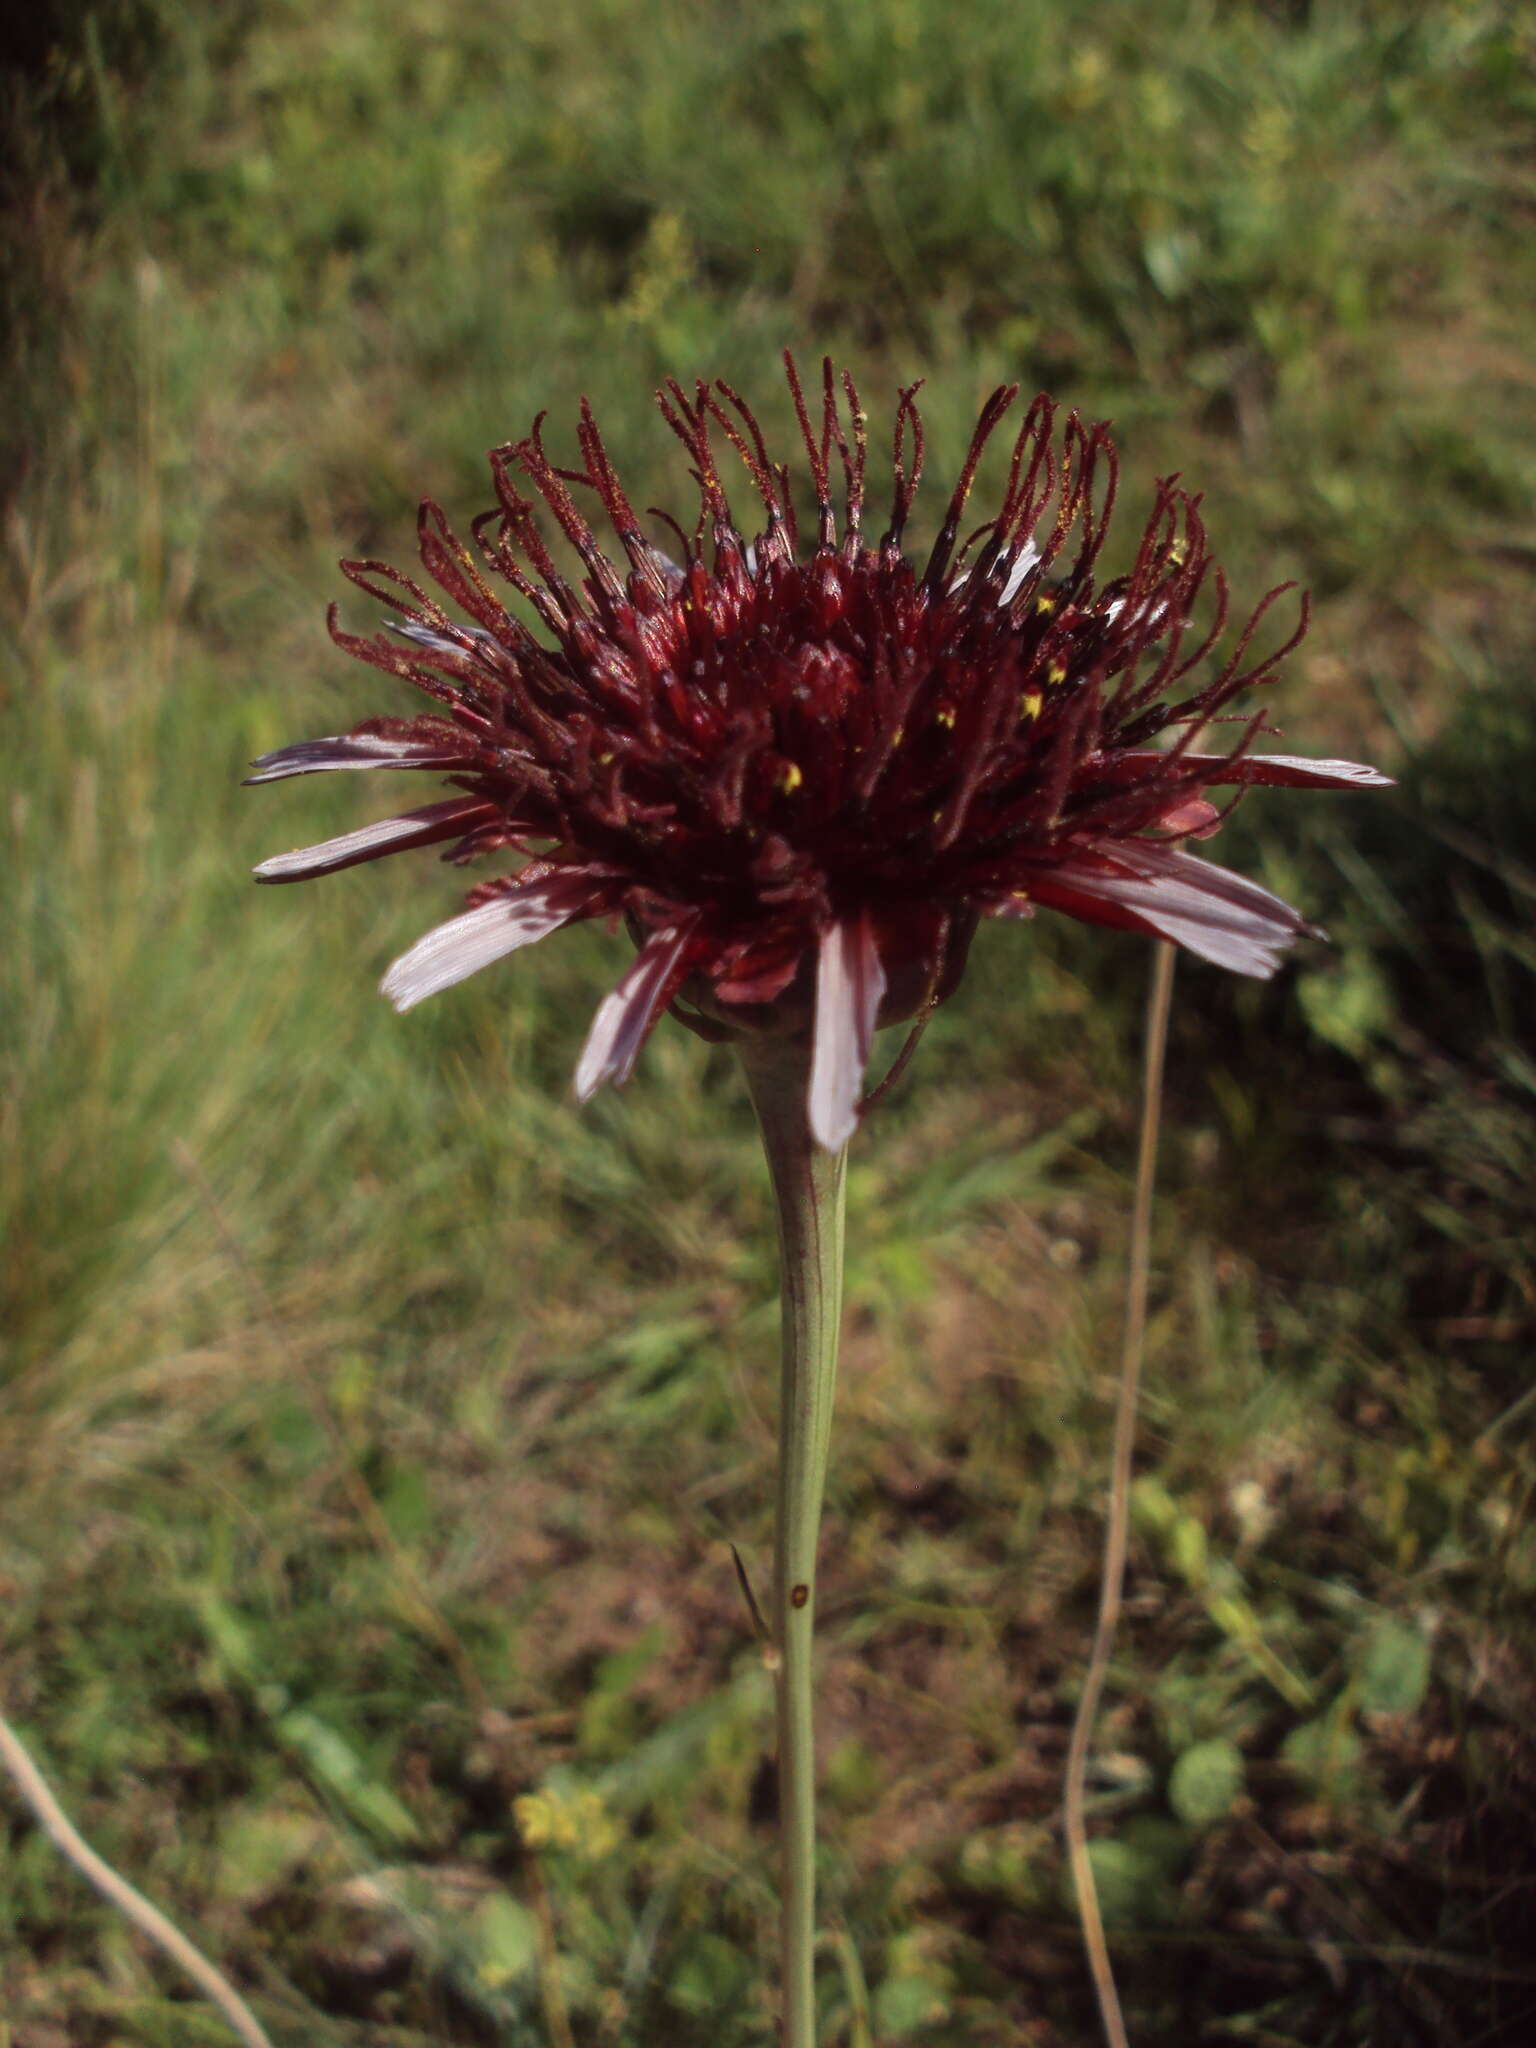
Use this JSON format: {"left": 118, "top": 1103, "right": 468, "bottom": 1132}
{"left": 573, "top": 921, "right": 696, "bottom": 1102}
{"left": 955, "top": 538, "right": 1041, "bottom": 607}
{"left": 1011, "top": 842, "right": 1313, "bottom": 979}
{"left": 380, "top": 871, "right": 597, "bottom": 1012}
{"left": 809, "top": 911, "right": 888, "bottom": 1152}
{"left": 386, "top": 619, "right": 501, "bottom": 667}
{"left": 1099, "top": 751, "right": 1393, "bottom": 790}
{"left": 244, "top": 732, "right": 471, "bottom": 784}
{"left": 254, "top": 798, "right": 493, "bottom": 883}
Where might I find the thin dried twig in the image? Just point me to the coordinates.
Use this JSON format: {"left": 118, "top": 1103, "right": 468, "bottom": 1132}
{"left": 0, "top": 1705, "right": 275, "bottom": 2048}
{"left": 1063, "top": 939, "right": 1176, "bottom": 2048}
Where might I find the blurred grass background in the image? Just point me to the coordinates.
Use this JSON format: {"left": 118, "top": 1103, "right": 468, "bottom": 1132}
{"left": 3, "top": 1, "right": 1535, "bottom": 2041}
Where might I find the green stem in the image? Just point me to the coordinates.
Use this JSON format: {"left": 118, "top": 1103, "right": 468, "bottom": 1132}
{"left": 740, "top": 1036, "right": 849, "bottom": 2048}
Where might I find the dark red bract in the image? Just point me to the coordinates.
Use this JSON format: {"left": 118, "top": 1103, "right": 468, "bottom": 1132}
{"left": 250, "top": 356, "right": 1388, "bottom": 1146}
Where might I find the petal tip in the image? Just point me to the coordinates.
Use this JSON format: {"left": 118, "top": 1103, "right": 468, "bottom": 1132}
{"left": 808, "top": 912, "right": 886, "bottom": 1153}
{"left": 809, "top": 1100, "right": 860, "bottom": 1152}
{"left": 378, "top": 964, "right": 421, "bottom": 1014}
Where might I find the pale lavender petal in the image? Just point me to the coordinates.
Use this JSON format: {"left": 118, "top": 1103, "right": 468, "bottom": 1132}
{"left": 1204, "top": 753, "right": 1394, "bottom": 789}
{"left": 997, "top": 539, "right": 1042, "bottom": 605}
{"left": 1098, "top": 750, "right": 1392, "bottom": 790}
{"left": 380, "top": 871, "right": 597, "bottom": 1012}
{"left": 809, "top": 911, "right": 888, "bottom": 1151}
{"left": 1123, "top": 897, "right": 1294, "bottom": 976}
{"left": 254, "top": 798, "right": 492, "bottom": 883}
{"left": 1104, "top": 590, "right": 1175, "bottom": 632}
{"left": 386, "top": 620, "right": 498, "bottom": 661}
{"left": 573, "top": 921, "right": 695, "bottom": 1102}
{"left": 244, "top": 733, "right": 470, "bottom": 784}
{"left": 1025, "top": 841, "right": 1311, "bottom": 978}
{"left": 956, "top": 539, "right": 1041, "bottom": 606}
{"left": 1098, "top": 838, "right": 1305, "bottom": 908}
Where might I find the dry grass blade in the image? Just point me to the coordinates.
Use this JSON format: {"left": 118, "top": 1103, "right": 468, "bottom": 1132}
{"left": 0, "top": 1707, "right": 276, "bottom": 2048}
{"left": 1063, "top": 939, "right": 1176, "bottom": 2048}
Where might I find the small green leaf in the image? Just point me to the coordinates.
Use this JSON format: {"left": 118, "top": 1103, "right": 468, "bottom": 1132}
{"left": 470, "top": 1894, "right": 538, "bottom": 1990}
{"left": 382, "top": 1460, "right": 431, "bottom": 1543}
{"left": 1131, "top": 1476, "right": 1178, "bottom": 1533}
{"left": 1169, "top": 1514, "right": 1209, "bottom": 1587}
{"left": 212, "top": 1803, "right": 329, "bottom": 1903}
{"left": 1063, "top": 1820, "right": 1188, "bottom": 1929}
{"left": 1144, "top": 228, "right": 1200, "bottom": 298}
{"left": 1298, "top": 951, "right": 1394, "bottom": 1061}
{"left": 1357, "top": 1619, "right": 1432, "bottom": 1716}
{"left": 1168, "top": 1738, "right": 1245, "bottom": 1827}
{"left": 1074, "top": 1840, "right": 1144, "bottom": 1929}
{"left": 274, "top": 1706, "right": 421, "bottom": 1847}
{"left": 1282, "top": 1708, "right": 1363, "bottom": 1787}
{"left": 872, "top": 1971, "right": 949, "bottom": 2037}
{"left": 669, "top": 1933, "right": 750, "bottom": 2014}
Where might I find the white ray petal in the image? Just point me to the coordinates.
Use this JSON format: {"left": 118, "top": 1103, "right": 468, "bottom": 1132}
{"left": 1052, "top": 844, "right": 1309, "bottom": 978}
{"left": 1127, "top": 906, "right": 1292, "bottom": 976}
{"left": 244, "top": 733, "right": 467, "bottom": 784}
{"left": 254, "top": 799, "right": 488, "bottom": 882}
{"left": 809, "top": 912, "right": 888, "bottom": 1152}
{"left": 1219, "top": 754, "right": 1394, "bottom": 788}
{"left": 1096, "top": 839, "right": 1302, "bottom": 912}
{"left": 573, "top": 922, "right": 694, "bottom": 1102}
{"left": 955, "top": 539, "right": 1041, "bottom": 606}
{"left": 386, "top": 620, "right": 498, "bottom": 660}
{"left": 1100, "top": 749, "right": 1391, "bottom": 789}
{"left": 380, "top": 872, "right": 595, "bottom": 1012}
{"left": 996, "top": 540, "right": 1042, "bottom": 605}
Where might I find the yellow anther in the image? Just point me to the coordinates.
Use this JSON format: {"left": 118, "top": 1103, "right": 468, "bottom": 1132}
{"left": 934, "top": 706, "right": 956, "bottom": 728}
{"left": 1047, "top": 659, "right": 1068, "bottom": 684}
{"left": 1020, "top": 690, "right": 1044, "bottom": 720}
{"left": 1035, "top": 591, "right": 1057, "bottom": 615}
{"left": 778, "top": 760, "right": 803, "bottom": 793}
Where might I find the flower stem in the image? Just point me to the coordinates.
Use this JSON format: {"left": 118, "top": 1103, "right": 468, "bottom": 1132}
{"left": 740, "top": 1036, "right": 849, "bottom": 2048}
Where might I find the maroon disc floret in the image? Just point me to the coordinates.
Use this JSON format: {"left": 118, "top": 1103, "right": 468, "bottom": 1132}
{"left": 250, "top": 356, "right": 1389, "bottom": 1146}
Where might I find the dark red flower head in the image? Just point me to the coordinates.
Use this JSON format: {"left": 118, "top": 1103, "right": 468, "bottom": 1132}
{"left": 250, "top": 356, "right": 1388, "bottom": 1147}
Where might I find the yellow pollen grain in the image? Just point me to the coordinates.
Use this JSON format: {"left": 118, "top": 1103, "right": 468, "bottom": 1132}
{"left": 934, "top": 706, "right": 956, "bottom": 728}
{"left": 1047, "top": 659, "right": 1068, "bottom": 684}
{"left": 1035, "top": 592, "right": 1057, "bottom": 615}
{"left": 1020, "top": 690, "right": 1043, "bottom": 720}
{"left": 1011, "top": 886, "right": 1031, "bottom": 900}
{"left": 778, "top": 760, "right": 803, "bottom": 792}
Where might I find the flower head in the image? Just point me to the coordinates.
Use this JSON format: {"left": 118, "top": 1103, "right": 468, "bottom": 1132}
{"left": 251, "top": 357, "right": 1388, "bottom": 1147}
